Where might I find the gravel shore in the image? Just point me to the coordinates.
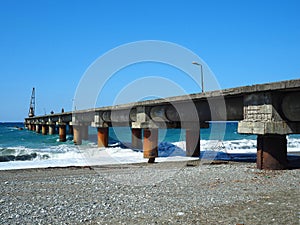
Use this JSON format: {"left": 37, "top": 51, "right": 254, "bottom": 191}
{"left": 0, "top": 161, "right": 299, "bottom": 224}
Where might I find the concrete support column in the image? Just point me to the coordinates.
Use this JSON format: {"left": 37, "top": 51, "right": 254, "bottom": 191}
{"left": 257, "top": 134, "right": 287, "bottom": 170}
{"left": 48, "top": 125, "right": 55, "bottom": 135}
{"left": 131, "top": 128, "right": 143, "bottom": 150}
{"left": 35, "top": 124, "right": 41, "bottom": 133}
{"left": 59, "top": 125, "right": 67, "bottom": 142}
{"left": 97, "top": 127, "right": 108, "bottom": 147}
{"left": 68, "top": 125, "right": 73, "bottom": 135}
{"left": 42, "top": 125, "right": 47, "bottom": 135}
{"left": 143, "top": 128, "right": 158, "bottom": 163}
{"left": 82, "top": 125, "right": 89, "bottom": 140}
{"left": 73, "top": 126, "right": 82, "bottom": 145}
{"left": 186, "top": 128, "right": 200, "bottom": 157}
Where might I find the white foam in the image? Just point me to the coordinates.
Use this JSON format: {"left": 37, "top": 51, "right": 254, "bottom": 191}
{"left": 1, "top": 138, "right": 299, "bottom": 170}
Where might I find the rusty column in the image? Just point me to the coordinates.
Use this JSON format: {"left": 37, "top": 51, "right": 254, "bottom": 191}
{"left": 257, "top": 134, "right": 287, "bottom": 170}
{"left": 73, "top": 126, "right": 82, "bottom": 145}
{"left": 48, "top": 125, "right": 55, "bottom": 135}
{"left": 97, "top": 127, "right": 108, "bottom": 147}
{"left": 143, "top": 128, "right": 158, "bottom": 163}
{"left": 131, "top": 128, "right": 143, "bottom": 150}
{"left": 42, "top": 124, "right": 47, "bottom": 135}
{"left": 59, "top": 124, "right": 67, "bottom": 142}
{"left": 186, "top": 128, "right": 200, "bottom": 157}
{"left": 35, "top": 124, "right": 41, "bottom": 133}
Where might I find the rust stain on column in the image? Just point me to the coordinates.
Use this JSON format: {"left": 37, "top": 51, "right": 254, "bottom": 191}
{"left": 186, "top": 129, "right": 200, "bottom": 157}
{"left": 98, "top": 127, "right": 108, "bottom": 147}
{"left": 131, "top": 128, "right": 142, "bottom": 150}
{"left": 257, "top": 134, "right": 287, "bottom": 170}
{"left": 59, "top": 125, "right": 66, "bottom": 142}
{"left": 143, "top": 128, "right": 158, "bottom": 160}
{"left": 73, "top": 126, "right": 82, "bottom": 145}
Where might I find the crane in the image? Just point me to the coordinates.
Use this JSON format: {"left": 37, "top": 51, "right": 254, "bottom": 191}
{"left": 28, "top": 88, "right": 35, "bottom": 117}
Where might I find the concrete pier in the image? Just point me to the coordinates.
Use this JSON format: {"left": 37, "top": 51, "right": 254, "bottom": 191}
{"left": 25, "top": 79, "right": 300, "bottom": 169}
{"left": 58, "top": 124, "right": 66, "bottom": 142}
{"left": 186, "top": 128, "right": 200, "bottom": 157}
{"left": 35, "top": 124, "right": 41, "bottom": 133}
{"left": 143, "top": 128, "right": 158, "bottom": 163}
{"left": 82, "top": 125, "right": 89, "bottom": 141}
{"left": 257, "top": 134, "right": 287, "bottom": 170}
{"left": 41, "top": 124, "right": 47, "bottom": 135}
{"left": 97, "top": 127, "right": 108, "bottom": 147}
{"left": 73, "top": 126, "right": 82, "bottom": 145}
{"left": 68, "top": 125, "right": 73, "bottom": 135}
{"left": 131, "top": 128, "right": 143, "bottom": 149}
{"left": 48, "top": 125, "right": 55, "bottom": 135}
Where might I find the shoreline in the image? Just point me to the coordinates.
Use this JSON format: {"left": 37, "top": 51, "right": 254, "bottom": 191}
{"left": 0, "top": 161, "right": 299, "bottom": 224}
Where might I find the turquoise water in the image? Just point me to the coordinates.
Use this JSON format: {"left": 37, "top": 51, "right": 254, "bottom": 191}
{"left": 0, "top": 122, "right": 299, "bottom": 168}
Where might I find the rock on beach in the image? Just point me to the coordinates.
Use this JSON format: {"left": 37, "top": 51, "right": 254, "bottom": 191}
{"left": 0, "top": 161, "right": 299, "bottom": 224}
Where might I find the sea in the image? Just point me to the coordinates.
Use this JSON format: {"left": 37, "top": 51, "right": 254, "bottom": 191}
{"left": 1, "top": 122, "right": 300, "bottom": 170}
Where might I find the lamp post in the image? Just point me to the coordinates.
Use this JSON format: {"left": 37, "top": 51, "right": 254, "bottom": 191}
{"left": 192, "top": 61, "right": 204, "bottom": 93}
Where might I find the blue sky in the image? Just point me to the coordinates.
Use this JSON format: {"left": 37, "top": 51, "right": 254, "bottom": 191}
{"left": 0, "top": 0, "right": 299, "bottom": 121}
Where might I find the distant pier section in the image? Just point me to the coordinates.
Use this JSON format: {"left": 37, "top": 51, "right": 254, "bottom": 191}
{"left": 25, "top": 79, "right": 300, "bottom": 170}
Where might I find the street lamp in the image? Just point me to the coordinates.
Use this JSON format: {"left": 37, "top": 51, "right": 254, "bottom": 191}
{"left": 192, "top": 61, "right": 204, "bottom": 93}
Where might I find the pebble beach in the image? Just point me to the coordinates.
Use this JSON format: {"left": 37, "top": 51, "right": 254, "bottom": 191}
{"left": 0, "top": 161, "right": 299, "bottom": 225}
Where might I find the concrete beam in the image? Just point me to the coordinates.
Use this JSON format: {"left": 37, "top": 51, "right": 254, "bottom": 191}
{"left": 282, "top": 92, "right": 300, "bottom": 121}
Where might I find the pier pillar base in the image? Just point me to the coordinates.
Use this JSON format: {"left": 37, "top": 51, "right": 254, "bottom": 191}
{"left": 97, "top": 127, "right": 108, "bottom": 147}
{"left": 42, "top": 125, "right": 47, "bottom": 135}
{"left": 73, "top": 126, "right": 82, "bottom": 145}
{"left": 186, "top": 128, "right": 200, "bottom": 157}
{"left": 143, "top": 128, "right": 158, "bottom": 162}
{"left": 31, "top": 124, "right": 35, "bottom": 131}
{"left": 82, "top": 125, "right": 89, "bottom": 140}
{"left": 48, "top": 125, "right": 55, "bottom": 135}
{"left": 35, "top": 124, "right": 41, "bottom": 133}
{"left": 131, "top": 128, "right": 143, "bottom": 150}
{"left": 257, "top": 134, "right": 287, "bottom": 170}
{"left": 59, "top": 125, "right": 67, "bottom": 142}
